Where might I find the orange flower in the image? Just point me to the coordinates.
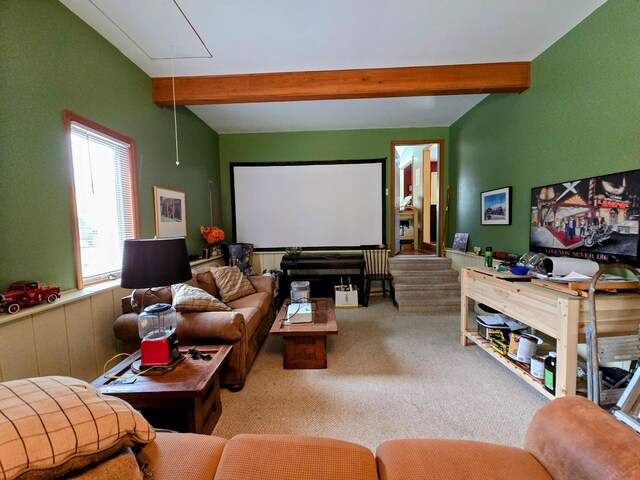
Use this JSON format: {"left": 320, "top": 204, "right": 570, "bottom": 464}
{"left": 201, "top": 226, "right": 224, "bottom": 245}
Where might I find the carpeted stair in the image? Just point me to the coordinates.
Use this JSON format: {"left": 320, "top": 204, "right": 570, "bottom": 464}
{"left": 389, "top": 256, "right": 460, "bottom": 313}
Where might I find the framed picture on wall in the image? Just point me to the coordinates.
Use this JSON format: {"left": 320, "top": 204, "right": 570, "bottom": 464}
{"left": 481, "top": 186, "right": 512, "bottom": 225}
{"left": 529, "top": 168, "right": 640, "bottom": 265}
{"left": 452, "top": 233, "right": 469, "bottom": 252}
{"left": 154, "top": 186, "right": 187, "bottom": 237}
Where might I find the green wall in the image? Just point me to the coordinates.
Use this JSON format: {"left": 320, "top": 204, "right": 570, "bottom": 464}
{"left": 0, "top": 0, "right": 221, "bottom": 291}
{"left": 219, "top": 128, "right": 449, "bottom": 244}
{"left": 449, "top": 0, "right": 640, "bottom": 255}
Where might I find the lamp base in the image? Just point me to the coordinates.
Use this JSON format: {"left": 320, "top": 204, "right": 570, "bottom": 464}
{"left": 131, "top": 354, "right": 184, "bottom": 375}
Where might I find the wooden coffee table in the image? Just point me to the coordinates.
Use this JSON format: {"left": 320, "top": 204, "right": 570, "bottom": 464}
{"left": 270, "top": 298, "right": 338, "bottom": 369}
{"left": 92, "top": 344, "right": 231, "bottom": 434}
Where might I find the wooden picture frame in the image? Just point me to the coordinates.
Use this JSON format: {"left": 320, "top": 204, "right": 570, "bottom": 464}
{"left": 154, "top": 186, "right": 187, "bottom": 238}
{"left": 452, "top": 233, "right": 469, "bottom": 252}
{"left": 481, "top": 186, "right": 512, "bottom": 225}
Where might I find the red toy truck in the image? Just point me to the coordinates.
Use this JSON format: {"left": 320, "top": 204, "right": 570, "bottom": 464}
{"left": 0, "top": 281, "right": 61, "bottom": 314}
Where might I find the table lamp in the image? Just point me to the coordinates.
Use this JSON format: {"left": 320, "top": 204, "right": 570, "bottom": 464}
{"left": 121, "top": 237, "right": 192, "bottom": 369}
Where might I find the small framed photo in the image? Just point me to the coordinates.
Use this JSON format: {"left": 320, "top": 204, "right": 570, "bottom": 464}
{"left": 154, "top": 186, "right": 187, "bottom": 237}
{"left": 481, "top": 186, "right": 512, "bottom": 225}
{"left": 452, "top": 233, "right": 469, "bottom": 252}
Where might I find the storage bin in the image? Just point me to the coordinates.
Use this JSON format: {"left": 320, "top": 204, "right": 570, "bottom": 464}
{"left": 476, "top": 316, "right": 526, "bottom": 341}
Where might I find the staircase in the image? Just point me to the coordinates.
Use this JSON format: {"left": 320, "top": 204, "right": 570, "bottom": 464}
{"left": 389, "top": 256, "right": 460, "bottom": 313}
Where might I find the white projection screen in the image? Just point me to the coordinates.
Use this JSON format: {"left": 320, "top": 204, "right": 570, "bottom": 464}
{"left": 231, "top": 160, "right": 385, "bottom": 249}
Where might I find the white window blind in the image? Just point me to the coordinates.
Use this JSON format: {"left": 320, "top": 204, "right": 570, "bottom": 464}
{"left": 66, "top": 114, "right": 138, "bottom": 286}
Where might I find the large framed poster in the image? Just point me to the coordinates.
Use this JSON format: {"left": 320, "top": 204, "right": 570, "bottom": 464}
{"left": 530, "top": 169, "right": 640, "bottom": 265}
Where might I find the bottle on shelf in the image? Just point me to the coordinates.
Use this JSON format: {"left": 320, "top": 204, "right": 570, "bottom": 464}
{"left": 484, "top": 247, "right": 493, "bottom": 268}
{"left": 544, "top": 352, "right": 557, "bottom": 395}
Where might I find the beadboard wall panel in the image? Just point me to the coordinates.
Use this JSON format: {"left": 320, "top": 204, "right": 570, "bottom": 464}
{"left": 0, "top": 285, "right": 126, "bottom": 383}
{"left": 66, "top": 299, "right": 99, "bottom": 381}
{"left": 34, "top": 308, "right": 70, "bottom": 377}
{"left": 0, "top": 319, "right": 39, "bottom": 381}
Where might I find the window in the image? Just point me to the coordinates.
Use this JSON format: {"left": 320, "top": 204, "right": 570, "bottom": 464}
{"left": 64, "top": 111, "right": 139, "bottom": 288}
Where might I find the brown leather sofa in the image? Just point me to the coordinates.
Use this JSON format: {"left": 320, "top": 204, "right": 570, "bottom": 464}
{"left": 113, "top": 263, "right": 275, "bottom": 391}
{"left": 136, "top": 396, "right": 640, "bottom": 480}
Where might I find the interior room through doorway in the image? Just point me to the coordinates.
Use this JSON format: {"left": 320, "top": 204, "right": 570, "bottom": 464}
{"left": 390, "top": 140, "right": 443, "bottom": 256}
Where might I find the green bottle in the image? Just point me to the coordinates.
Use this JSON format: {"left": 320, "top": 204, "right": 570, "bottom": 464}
{"left": 484, "top": 247, "right": 493, "bottom": 268}
{"left": 544, "top": 352, "right": 557, "bottom": 395}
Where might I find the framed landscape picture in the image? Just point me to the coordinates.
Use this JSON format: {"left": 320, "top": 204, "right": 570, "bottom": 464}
{"left": 481, "top": 186, "right": 512, "bottom": 225}
{"left": 154, "top": 186, "right": 187, "bottom": 238}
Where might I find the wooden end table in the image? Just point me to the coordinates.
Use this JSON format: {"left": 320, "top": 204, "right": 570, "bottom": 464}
{"left": 270, "top": 298, "right": 338, "bottom": 369}
{"left": 92, "top": 344, "right": 231, "bottom": 434}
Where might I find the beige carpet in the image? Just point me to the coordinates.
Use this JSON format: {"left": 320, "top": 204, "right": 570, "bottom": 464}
{"left": 212, "top": 297, "right": 548, "bottom": 451}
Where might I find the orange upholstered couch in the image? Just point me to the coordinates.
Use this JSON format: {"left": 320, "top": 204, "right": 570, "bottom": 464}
{"left": 2, "top": 377, "right": 637, "bottom": 480}
{"left": 136, "top": 396, "right": 640, "bottom": 480}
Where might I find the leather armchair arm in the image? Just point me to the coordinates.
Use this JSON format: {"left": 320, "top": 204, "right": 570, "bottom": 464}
{"left": 121, "top": 295, "right": 134, "bottom": 314}
{"left": 524, "top": 396, "right": 640, "bottom": 480}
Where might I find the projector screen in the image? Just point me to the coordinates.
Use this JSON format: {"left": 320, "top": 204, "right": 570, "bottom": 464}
{"left": 231, "top": 159, "right": 385, "bottom": 250}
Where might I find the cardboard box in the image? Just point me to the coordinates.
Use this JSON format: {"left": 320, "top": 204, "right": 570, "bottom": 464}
{"left": 335, "top": 286, "right": 359, "bottom": 308}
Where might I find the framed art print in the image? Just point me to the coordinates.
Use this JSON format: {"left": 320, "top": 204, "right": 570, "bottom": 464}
{"left": 529, "top": 168, "right": 640, "bottom": 265}
{"left": 452, "top": 232, "right": 469, "bottom": 252}
{"left": 481, "top": 187, "right": 512, "bottom": 225}
{"left": 154, "top": 186, "right": 187, "bottom": 237}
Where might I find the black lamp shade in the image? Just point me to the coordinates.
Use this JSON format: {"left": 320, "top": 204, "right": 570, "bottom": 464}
{"left": 121, "top": 238, "right": 192, "bottom": 288}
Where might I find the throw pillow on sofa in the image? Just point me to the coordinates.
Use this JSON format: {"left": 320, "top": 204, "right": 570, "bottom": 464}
{"left": 193, "top": 269, "right": 219, "bottom": 298}
{"left": 210, "top": 266, "right": 256, "bottom": 303}
{"left": 171, "top": 283, "right": 232, "bottom": 312}
{"left": 0, "top": 376, "right": 155, "bottom": 480}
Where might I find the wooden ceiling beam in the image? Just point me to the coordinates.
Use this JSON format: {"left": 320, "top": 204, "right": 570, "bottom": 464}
{"left": 152, "top": 62, "right": 530, "bottom": 106}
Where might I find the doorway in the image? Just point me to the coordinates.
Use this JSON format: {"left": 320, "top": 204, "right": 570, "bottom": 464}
{"left": 390, "top": 140, "right": 444, "bottom": 256}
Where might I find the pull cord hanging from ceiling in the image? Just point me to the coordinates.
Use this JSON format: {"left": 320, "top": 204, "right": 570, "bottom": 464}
{"left": 171, "top": 55, "right": 179, "bottom": 166}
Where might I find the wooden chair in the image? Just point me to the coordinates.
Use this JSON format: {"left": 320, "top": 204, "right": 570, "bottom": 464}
{"left": 361, "top": 245, "right": 395, "bottom": 307}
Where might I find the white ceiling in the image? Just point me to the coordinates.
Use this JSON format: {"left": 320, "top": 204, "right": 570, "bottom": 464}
{"left": 59, "top": 0, "right": 605, "bottom": 134}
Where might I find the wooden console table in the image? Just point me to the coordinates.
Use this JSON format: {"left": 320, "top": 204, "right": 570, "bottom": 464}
{"left": 460, "top": 267, "right": 640, "bottom": 399}
{"left": 279, "top": 253, "right": 365, "bottom": 305}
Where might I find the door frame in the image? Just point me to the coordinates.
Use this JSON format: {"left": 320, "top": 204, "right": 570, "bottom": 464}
{"left": 389, "top": 139, "right": 445, "bottom": 256}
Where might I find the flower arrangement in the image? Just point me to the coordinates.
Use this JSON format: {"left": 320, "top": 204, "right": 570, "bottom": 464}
{"left": 201, "top": 226, "right": 225, "bottom": 253}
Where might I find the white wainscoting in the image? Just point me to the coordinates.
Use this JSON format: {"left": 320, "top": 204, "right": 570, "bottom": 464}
{"left": 0, "top": 282, "right": 131, "bottom": 383}
{"left": 445, "top": 248, "right": 487, "bottom": 277}
{"left": 0, "top": 257, "right": 228, "bottom": 383}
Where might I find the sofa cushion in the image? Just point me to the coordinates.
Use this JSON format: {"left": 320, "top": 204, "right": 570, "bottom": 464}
{"left": 137, "top": 432, "right": 227, "bottom": 480}
{"left": 67, "top": 448, "right": 143, "bottom": 480}
{"left": 214, "top": 434, "right": 378, "bottom": 480}
{"left": 227, "top": 291, "right": 272, "bottom": 319}
{"left": 210, "top": 266, "right": 256, "bottom": 303}
{"left": 376, "top": 439, "right": 552, "bottom": 480}
{"left": 171, "top": 283, "right": 232, "bottom": 312}
{"left": 0, "top": 376, "right": 155, "bottom": 480}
